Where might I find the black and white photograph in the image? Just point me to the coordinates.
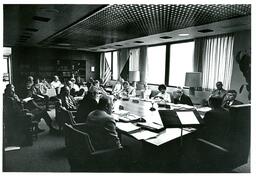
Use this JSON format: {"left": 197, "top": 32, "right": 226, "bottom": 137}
{"left": 1, "top": 0, "right": 253, "bottom": 174}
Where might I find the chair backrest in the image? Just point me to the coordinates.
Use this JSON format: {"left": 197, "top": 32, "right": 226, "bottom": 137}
{"left": 57, "top": 107, "right": 76, "bottom": 126}
{"left": 63, "top": 123, "right": 95, "bottom": 171}
{"left": 229, "top": 104, "right": 250, "bottom": 166}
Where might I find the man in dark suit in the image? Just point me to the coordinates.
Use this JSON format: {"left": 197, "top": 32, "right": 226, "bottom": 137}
{"left": 223, "top": 90, "right": 243, "bottom": 109}
{"left": 75, "top": 86, "right": 98, "bottom": 123}
{"left": 86, "top": 95, "right": 122, "bottom": 151}
{"left": 173, "top": 88, "right": 193, "bottom": 106}
{"left": 211, "top": 81, "right": 227, "bottom": 99}
{"left": 198, "top": 96, "right": 231, "bottom": 148}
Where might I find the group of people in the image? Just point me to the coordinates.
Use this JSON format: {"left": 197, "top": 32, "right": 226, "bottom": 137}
{"left": 4, "top": 72, "right": 243, "bottom": 151}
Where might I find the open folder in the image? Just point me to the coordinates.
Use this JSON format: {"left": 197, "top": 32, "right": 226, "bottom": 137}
{"left": 158, "top": 110, "right": 202, "bottom": 128}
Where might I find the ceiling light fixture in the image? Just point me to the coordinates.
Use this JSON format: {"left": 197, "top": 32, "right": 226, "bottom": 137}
{"left": 178, "top": 33, "right": 190, "bottom": 36}
{"left": 134, "top": 41, "right": 144, "bottom": 43}
{"left": 160, "top": 36, "right": 173, "bottom": 39}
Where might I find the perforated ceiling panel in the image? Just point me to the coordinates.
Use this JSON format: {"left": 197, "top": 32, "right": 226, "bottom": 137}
{"left": 40, "top": 4, "right": 251, "bottom": 48}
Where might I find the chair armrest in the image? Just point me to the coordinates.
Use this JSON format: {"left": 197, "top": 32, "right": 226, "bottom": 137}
{"left": 91, "top": 147, "right": 123, "bottom": 156}
{"left": 197, "top": 138, "right": 229, "bottom": 153}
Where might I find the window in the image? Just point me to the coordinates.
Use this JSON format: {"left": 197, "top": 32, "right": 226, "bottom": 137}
{"left": 168, "top": 41, "right": 195, "bottom": 86}
{"left": 105, "top": 52, "right": 112, "bottom": 69}
{"left": 112, "top": 51, "right": 118, "bottom": 80}
{"left": 147, "top": 45, "right": 166, "bottom": 84}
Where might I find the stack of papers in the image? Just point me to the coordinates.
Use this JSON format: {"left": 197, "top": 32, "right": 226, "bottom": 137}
{"left": 113, "top": 110, "right": 129, "bottom": 116}
{"left": 196, "top": 107, "right": 212, "bottom": 113}
{"left": 22, "top": 97, "right": 33, "bottom": 102}
{"left": 131, "top": 130, "right": 158, "bottom": 140}
{"left": 116, "top": 122, "right": 140, "bottom": 133}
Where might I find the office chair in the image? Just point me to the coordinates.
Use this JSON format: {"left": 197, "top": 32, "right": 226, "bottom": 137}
{"left": 63, "top": 123, "right": 125, "bottom": 172}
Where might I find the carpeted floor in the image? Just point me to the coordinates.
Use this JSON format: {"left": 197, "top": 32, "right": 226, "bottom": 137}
{"left": 3, "top": 120, "right": 70, "bottom": 172}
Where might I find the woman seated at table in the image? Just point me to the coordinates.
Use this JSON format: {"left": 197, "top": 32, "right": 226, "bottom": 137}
{"left": 118, "top": 81, "right": 136, "bottom": 98}
{"left": 59, "top": 85, "right": 78, "bottom": 111}
{"left": 153, "top": 84, "right": 171, "bottom": 102}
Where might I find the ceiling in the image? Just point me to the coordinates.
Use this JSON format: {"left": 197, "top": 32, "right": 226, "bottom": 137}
{"left": 4, "top": 4, "right": 251, "bottom": 52}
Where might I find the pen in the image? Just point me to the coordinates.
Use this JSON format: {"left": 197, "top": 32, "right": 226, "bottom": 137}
{"left": 152, "top": 122, "right": 162, "bottom": 126}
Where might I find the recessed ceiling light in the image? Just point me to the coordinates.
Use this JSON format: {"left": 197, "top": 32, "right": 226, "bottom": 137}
{"left": 57, "top": 43, "right": 71, "bottom": 46}
{"left": 115, "top": 44, "right": 123, "bottom": 47}
{"left": 198, "top": 29, "right": 214, "bottom": 33}
{"left": 160, "top": 36, "right": 173, "bottom": 39}
{"left": 134, "top": 41, "right": 144, "bottom": 43}
{"left": 25, "top": 28, "right": 39, "bottom": 32}
{"left": 178, "top": 33, "right": 190, "bottom": 36}
{"left": 39, "top": 8, "right": 59, "bottom": 14}
{"left": 32, "top": 16, "right": 51, "bottom": 22}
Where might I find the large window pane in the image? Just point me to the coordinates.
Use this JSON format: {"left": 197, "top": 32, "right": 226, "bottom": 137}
{"left": 105, "top": 52, "right": 112, "bottom": 68}
{"left": 147, "top": 45, "right": 166, "bottom": 84}
{"left": 112, "top": 51, "right": 118, "bottom": 80}
{"left": 168, "top": 41, "right": 195, "bottom": 86}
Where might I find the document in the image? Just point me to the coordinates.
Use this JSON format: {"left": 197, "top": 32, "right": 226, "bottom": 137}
{"left": 131, "top": 130, "right": 158, "bottom": 140}
{"left": 46, "top": 88, "right": 57, "bottom": 98}
{"left": 176, "top": 111, "right": 200, "bottom": 125}
{"left": 145, "top": 128, "right": 190, "bottom": 146}
{"left": 22, "top": 97, "right": 33, "bottom": 102}
{"left": 116, "top": 122, "right": 140, "bottom": 133}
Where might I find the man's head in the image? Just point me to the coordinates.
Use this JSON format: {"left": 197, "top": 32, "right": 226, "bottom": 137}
{"left": 61, "top": 86, "right": 70, "bottom": 96}
{"left": 27, "top": 76, "right": 34, "bottom": 83}
{"left": 226, "top": 90, "right": 237, "bottom": 101}
{"left": 94, "top": 80, "right": 100, "bottom": 88}
{"left": 87, "top": 85, "right": 98, "bottom": 99}
{"left": 67, "top": 81, "right": 73, "bottom": 89}
{"left": 216, "top": 81, "right": 223, "bottom": 90}
{"left": 71, "top": 77, "right": 76, "bottom": 84}
{"left": 5, "top": 84, "right": 15, "bottom": 96}
{"left": 208, "top": 96, "right": 223, "bottom": 109}
{"left": 98, "top": 95, "right": 113, "bottom": 115}
{"left": 54, "top": 75, "right": 59, "bottom": 82}
{"left": 158, "top": 84, "right": 167, "bottom": 94}
{"left": 175, "top": 88, "right": 183, "bottom": 98}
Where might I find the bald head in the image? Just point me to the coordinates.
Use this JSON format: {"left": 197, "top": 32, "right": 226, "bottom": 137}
{"left": 98, "top": 95, "right": 113, "bottom": 115}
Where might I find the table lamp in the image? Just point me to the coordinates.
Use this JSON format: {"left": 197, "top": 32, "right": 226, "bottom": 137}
{"left": 129, "top": 71, "right": 140, "bottom": 89}
{"left": 185, "top": 72, "right": 202, "bottom": 95}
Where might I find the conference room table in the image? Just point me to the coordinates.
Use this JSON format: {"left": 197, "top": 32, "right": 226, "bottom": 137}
{"left": 112, "top": 98, "right": 207, "bottom": 146}
{"left": 112, "top": 98, "right": 210, "bottom": 172}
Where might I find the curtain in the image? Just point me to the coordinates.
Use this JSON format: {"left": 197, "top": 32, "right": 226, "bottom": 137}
{"left": 201, "top": 34, "right": 234, "bottom": 90}
{"left": 139, "top": 46, "right": 148, "bottom": 83}
{"left": 129, "top": 48, "right": 140, "bottom": 71}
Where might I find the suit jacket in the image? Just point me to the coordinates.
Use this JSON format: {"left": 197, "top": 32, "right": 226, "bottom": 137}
{"left": 86, "top": 110, "right": 122, "bottom": 151}
{"left": 198, "top": 108, "right": 231, "bottom": 148}
{"left": 223, "top": 99, "right": 243, "bottom": 109}
{"left": 174, "top": 93, "right": 193, "bottom": 106}
{"left": 75, "top": 95, "right": 98, "bottom": 123}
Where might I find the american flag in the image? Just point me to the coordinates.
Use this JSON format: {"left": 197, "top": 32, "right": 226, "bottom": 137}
{"left": 102, "top": 55, "right": 111, "bottom": 85}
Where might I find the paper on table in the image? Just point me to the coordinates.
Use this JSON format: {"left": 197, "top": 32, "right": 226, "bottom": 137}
{"left": 131, "top": 130, "right": 158, "bottom": 140}
{"left": 114, "top": 110, "right": 129, "bottom": 116}
{"left": 5, "top": 146, "right": 21, "bottom": 152}
{"left": 116, "top": 122, "right": 140, "bottom": 133}
{"left": 176, "top": 111, "right": 200, "bottom": 125}
{"left": 145, "top": 128, "right": 190, "bottom": 146}
{"left": 197, "top": 107, "right": 212, "bottom": 112}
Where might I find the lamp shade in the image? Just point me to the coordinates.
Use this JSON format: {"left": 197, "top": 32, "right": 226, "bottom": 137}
{"left": 129, "top": 71, "right": 140, "bottom": 82}
{"left": 185, "top": 72, "right": 202, "bottom": 87}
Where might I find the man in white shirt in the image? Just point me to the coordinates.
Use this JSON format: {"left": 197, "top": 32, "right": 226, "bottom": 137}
{"left": 50, "top": 75, "right": 62, "bottom": 94}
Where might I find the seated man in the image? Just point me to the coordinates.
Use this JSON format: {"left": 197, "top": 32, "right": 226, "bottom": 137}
{"left": 93, "top": 80, "right": 107, "bottom": 95}
{"left": 51, "top": 75, "right": 62, "bottom": 95}
{"left": 153, "top": 84, "right": 171, "bottom": 102}
{"left": 59, "top": 86, "right": 78, "bottom": 111}
{"left": 75, "top": 86, "right": 98, "bottom": 123}
{"left": 118, "top": 81, "right": 136, "bottom": 98}
{"left": 197, "top": 96, "right": 231, "bottom": 148}
{"left": 112, "top": 78, "right": 124, "bottom": 96}
{"left": 222, "top": 90, "right": 243, "bottom": 109}
{"left": 141, "top": 82, "right": 152, "bottom": 100}
{"left": 173, "top": 88, "right": 193, "bottom": 106}
{"left": 33, "top": 78, "right": 50, "bottom": 110}
{"left": 211, "top": 81, "right": 227, "bottom": 99}
{"left": 86, "top": 95, "right": 122, "bottom": 151}
{"left": 4, "top": 84, "right": 56, "bottom": 135}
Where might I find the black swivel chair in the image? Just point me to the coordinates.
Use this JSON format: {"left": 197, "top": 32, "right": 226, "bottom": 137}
{"left": 63, "top": 123, "right": 125, "bottom": 172}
